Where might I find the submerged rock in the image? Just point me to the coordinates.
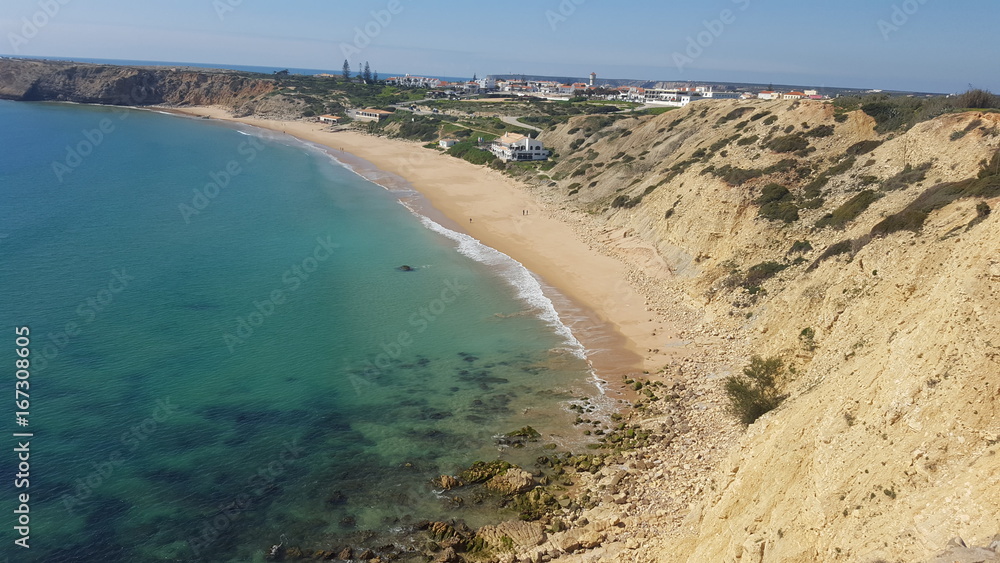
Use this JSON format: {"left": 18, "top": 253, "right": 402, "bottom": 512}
{"left": 397, "top": 265, "right": 415, "bottom": 271}
{"left": 433, "top": 475, "right": 463, "bottom": 490}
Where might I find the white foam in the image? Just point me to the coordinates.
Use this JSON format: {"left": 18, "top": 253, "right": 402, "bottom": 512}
{"left": 193, "top": 120, "right": 604, "bottom": 392}
{"left": 411, "top": 213, "right": 589, "bottom": 361}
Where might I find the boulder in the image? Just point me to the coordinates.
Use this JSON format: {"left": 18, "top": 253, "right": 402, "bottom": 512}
{"left": 434, "top": 475, "right": 462, "bottom": 490}
{"left": 486, "top": 467, "right": 536, "bottom": 495}
{"left": 434, "top": 547, "right": 460, "bottom": 562}
{"left": 477, "top": 520, "right": 546, "bottom": 552}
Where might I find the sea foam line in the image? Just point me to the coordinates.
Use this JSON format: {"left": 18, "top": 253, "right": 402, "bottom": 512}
{"left": 410, "top": 211, "right": 588, "bottom": 360}
{"left": 220, "top": 125, "right": 601, "bottom": 385}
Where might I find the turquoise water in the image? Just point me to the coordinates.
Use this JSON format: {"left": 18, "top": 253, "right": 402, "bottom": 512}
{"left": 0, "top": 101, "right": 598, "bottom": 562}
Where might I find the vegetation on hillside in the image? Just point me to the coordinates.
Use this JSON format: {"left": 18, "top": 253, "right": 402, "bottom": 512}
{"left": 833, "top": 89, "right": 1000, "bottom": 133}
{"left": 725, "top": 356, "right": 786, "bottom": 425}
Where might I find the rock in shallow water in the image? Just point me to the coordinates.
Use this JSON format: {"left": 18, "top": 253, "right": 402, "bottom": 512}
{"left": 486, "top": 467, "right": 536, "bottom": 495}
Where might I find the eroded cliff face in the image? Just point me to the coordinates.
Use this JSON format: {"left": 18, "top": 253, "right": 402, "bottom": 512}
{"left": 532, "top": 101, "right": 1000, "bottom": 562}
{"left": 0, "top": 58, "right": 297, "bottom": 117}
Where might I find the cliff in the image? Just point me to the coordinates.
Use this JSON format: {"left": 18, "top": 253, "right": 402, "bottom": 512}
{"left": 0, "top": 58, "right": 300, "bottom": 117}
{"left": 522, "top": 100, "right": 1000, "bottom": 562}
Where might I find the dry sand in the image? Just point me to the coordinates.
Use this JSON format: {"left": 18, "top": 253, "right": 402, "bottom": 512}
{"left": 167, "top": 106, "right": 681, "bottom": 384}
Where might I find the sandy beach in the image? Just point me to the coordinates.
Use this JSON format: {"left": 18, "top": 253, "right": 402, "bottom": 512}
{"left": 167, "top": 106, "right": 679, "bottom": 384}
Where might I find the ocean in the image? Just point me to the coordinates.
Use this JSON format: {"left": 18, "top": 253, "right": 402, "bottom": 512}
{"left": 3, "top": 55, "right": 471, "bottom": 83}
{"left": 0, "top": 101, "right": 601, "bottom": 561}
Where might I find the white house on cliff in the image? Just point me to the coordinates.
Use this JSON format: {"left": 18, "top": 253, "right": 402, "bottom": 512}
{"left": 490, "top": 133, "right": 549, "bottom": 162}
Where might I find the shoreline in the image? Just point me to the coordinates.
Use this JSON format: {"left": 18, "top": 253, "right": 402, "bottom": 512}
{"left": 164, "top": 106, "right": 683, "bottom": 389}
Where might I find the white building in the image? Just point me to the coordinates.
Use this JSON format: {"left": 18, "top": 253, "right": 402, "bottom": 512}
{"left": 490, "top": 133, "right": 549, "bottom": 162}
{"left": 439, "top": 139, "right": 459, "bottom": 149}
{"left": 476, "top": 77, "right": 497, "bottom": 90}
{"left": 354, "top": 108, "right": 394, "bottom": 122}
{"left": 317, "top": 114, "right": 341, "bottom": 124}
{"left": 386, "top": 75, "right": 445, "bottom": 88}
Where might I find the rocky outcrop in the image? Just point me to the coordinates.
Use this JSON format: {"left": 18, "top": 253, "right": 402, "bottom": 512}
{"left": 0, "top": 58, "right": 281, "bottom": 113}
{"left": 476, "top": 521, "right": 546, "bottom": 552}
{"left": 485, "top": 467, "right": 535, "bottom": 495}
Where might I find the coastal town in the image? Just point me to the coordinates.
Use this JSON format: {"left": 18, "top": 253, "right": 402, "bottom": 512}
{"left": 385, "top": 72, "right": 831, "bottom": 107}
{"left": 323, "top": 72, "right": 842, "bottom": 163}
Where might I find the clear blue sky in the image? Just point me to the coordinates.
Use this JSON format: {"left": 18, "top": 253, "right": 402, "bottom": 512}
{"left": 2, "top": 0, "right": 997, "bottom": 93}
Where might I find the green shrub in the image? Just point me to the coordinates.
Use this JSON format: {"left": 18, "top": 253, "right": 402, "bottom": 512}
{"left": 799, "top": 328, "right": 817, "bottom": 351}
{"left": 756, "top": 183, "right": 791, "bottom": 205}
{"left": 846, "top": 140, "right": 884, "bottom": 156}
{"left": 789, "top": 240, "right": 813, "bottom": 254}
{"left": 710, "top": 135, "right": 741, "bottom": 152}
{"left": 816, "top": 190, "right": 883, "bottom": 229}
{"left": 827, "top": 156, "right": 857, "bottom": 177}
{"left": 950, "top": 130, "right": 968, "bottom": 141}
{"left": 725, "top": 356, "right": 785, "bottom": 425}
{"left": 717, "top": 107, "right": 755, "bottom": 124}
{"left": 872, "top": 151, "right": 1000, "bottom": 236}
{"left": 737, "top": 135, "right": 759, "bottom": 146}
{"left": 712, "top": 165, "right": 763, "bottom": 186}
{"left": 882, "top": 162, "right": 932, "bottom": 191}
{"left": 755, "top": 183, "right": 800, "bottom": 223}
{"left": 763, "top": 159, "right": 798, "bottom": 174}
{"left": 806, "top": 239, "right": 858, "bottom": 271}
{"left": 743, "top": 261, "right": 788, "bottom": 288}
{"left": 804, "top": 124, "right": 835, "bottom": 138}
{"left": 766, "top": 135, "right": 810, "bottom": 153}
{"left": 763, "top": 115, "right": 778, "bottom": 125}
{"left": 802, "top": 175, "right": 830, "bottom": 200}
{"left": 749, "top": 111, "right": 772, "bottom": 122}
{"left": 446, "top": 141, "right": 497, "bottom": 165}
{"left": 954, "top": 89, "right": 1000, "bottom": 110}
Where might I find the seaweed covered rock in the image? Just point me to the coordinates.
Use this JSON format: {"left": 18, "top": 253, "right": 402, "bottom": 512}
{"left": 485, "top": 467, "right": 535, "bottom": 495}
{"left": 459, "top": 460, "right": 512, "bottom": 484}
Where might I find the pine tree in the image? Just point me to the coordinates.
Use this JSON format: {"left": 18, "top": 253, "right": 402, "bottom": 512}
{"left": 473, "top": 73, "right": 478, "bottom": 82}
{"left": 373, "top": 70, "right": 379, "bottom": 82}
{"left": 342, "top": 59, "right": 351, "bottom": 80}
{"left": 363, "top": 62, "right": 372, "bottom": 83}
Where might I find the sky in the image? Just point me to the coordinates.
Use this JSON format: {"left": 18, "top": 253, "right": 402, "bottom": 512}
{"left": 2, "top": 0, "right": 997, "bottom": 93}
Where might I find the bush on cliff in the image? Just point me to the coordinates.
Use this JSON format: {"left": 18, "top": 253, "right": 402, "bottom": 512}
{"left": 725, "top": 356, "right": 786, "bottom": 425}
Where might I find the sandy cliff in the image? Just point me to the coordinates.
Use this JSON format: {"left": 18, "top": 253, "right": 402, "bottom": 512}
{"left": 523, "top": 100, "right": 1000, "bottom": 562}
